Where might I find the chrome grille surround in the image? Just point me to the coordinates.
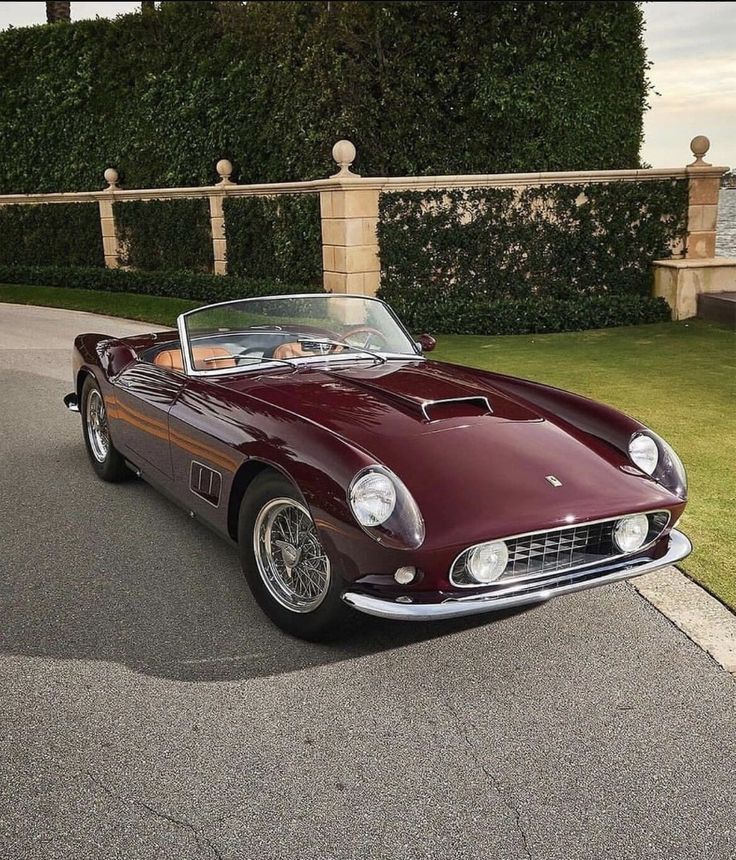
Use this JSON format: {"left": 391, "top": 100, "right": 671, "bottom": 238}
{"left": 450, "top": 510, "right": 671, "bottom": 588}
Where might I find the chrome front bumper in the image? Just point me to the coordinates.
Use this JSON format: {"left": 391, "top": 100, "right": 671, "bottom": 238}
{"left": 342, "top": 529, "right": 692, "bottom": 621}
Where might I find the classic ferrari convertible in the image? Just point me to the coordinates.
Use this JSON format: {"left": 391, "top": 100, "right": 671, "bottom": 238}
{"left": 64, "top": 294, "right": 691, "bottom": 639}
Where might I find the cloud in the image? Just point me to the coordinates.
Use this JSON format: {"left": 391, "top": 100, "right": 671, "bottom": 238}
{"left": 649, "top": 54, "right": 736, "bottom": 112}
{"left": 643, "top": 2, "right": 736, "bottom": 168}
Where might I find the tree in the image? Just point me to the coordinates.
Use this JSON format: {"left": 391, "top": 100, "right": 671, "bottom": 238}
{"left": 46, "top": 1, "right": 70, "bottom": 23}
{"left": 141, "top": 1, "right": 155, "bottom": 13}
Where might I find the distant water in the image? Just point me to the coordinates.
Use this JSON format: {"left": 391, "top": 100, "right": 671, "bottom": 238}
{"left": 717, "top": 189, "right": 736, "bottom": 257}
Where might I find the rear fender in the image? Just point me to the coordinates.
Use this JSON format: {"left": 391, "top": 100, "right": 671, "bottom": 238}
{"left": 74, "top": 333, "right": 137, "bottom": 379}
{"left": 72, "top": 335, "right": 135, "bottom": 450}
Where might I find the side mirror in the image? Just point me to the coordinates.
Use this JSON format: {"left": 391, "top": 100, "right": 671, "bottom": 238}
{"left": 417, "top": 333, "right": 437, "bottom": 353}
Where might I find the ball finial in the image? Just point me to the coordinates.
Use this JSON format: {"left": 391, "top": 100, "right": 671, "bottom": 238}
{"left": 216, "top": 159, "right": 234, "bottom": 185}
{"left": 689, "top": 135, "right": 711, "bottom": 166}
{"left": 331, "top": 140, "right": 358, "bottom": 177}
{"left": 104, "top": 167, "right": 119, "bottom": 189}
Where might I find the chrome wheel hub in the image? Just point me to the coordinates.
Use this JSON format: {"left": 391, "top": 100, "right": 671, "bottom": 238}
{"left": 253, "top": 498, "right": 330, "bottom": 613}
{"left": 86, "top": 389, "right": 110, "bottom": 463}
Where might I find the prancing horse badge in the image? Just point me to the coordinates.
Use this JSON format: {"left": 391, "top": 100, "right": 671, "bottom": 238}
{"left": 545, "top": 475, "right": 563, "bottom": 487}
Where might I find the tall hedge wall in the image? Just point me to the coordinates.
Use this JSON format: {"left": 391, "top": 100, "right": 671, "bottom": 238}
{"left": 224, "top": 196, "right": 322, "bottom": 285}
{"left": 115, "top": 199, "right": 212, "bottom": 272}
{"left": 377, "top": 180, "right": 688, "bottom": 334}
{"left": 0, "top": 204, "right": 104, "bottom": 267}
{"left": 0, "top": 1, "right": 649, "bottom": 194}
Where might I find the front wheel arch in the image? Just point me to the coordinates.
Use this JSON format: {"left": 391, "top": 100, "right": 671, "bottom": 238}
{"left": 228, "top": 459, "right": 298, "bottom": 541}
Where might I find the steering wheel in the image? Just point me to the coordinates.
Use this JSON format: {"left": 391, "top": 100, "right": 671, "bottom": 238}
{"left": 234, "top": 347, "right": 268, "bottom": 364}
{"left": 339, "top": 327, "right": 388, "bottom": 351}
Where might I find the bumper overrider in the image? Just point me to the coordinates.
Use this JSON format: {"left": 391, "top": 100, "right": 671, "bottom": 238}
{"left": 342, "top": 528, "right": 691, "bottom": 621}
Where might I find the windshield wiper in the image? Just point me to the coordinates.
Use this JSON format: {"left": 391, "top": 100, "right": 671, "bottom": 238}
{"left": 297, "top": 337, "right": 386, "bottom": 365}
{"left": 200, "top": 353, "right": 297, "bottom": 371}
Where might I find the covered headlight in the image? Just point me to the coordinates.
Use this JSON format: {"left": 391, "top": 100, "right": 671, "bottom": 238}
{"left": 348, "top": 466, "right": 425, "bottom": 549}
{"left": 350, "top": 471, "right": 396, "bottom": 526}
{"left": 613, "top": 514, "right": 649, "bottom": 553}
{"left": 628, "top": 431, "right": 687, "bottom": 499}
{"left": 629, "top": 433, "right": 659, "bottom": 475}
{"left": 466, "top": 541, "right": 509, "bottom": 584}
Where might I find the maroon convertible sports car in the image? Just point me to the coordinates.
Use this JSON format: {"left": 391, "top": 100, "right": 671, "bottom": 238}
{"left": 64, "top": 294, "right": 691, "bottom": 640}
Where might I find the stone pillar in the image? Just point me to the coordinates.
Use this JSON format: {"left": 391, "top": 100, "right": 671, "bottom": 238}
{"left": 653, "top": 135, "right": 735, "bottom": 319}
{"left": 100, "top": 168, "right": 120, "bottom": 269}
{"left": 685, "top": 136, "right": 722, "bottom": 259}
{"left": 654, "top": 259, "right": 736, "bottom": 320}
{"left": 320, "top": 140, "right": 380, "bottom": 295}
{"left": 211, "top": 159, "right": 233, "bottom": 275}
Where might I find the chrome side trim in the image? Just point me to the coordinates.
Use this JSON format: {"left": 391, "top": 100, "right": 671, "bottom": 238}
{"left": 420, "top": 396, "right": 492, "bottom": 421}
{"left": 449, "top": 508, "right": 671, "bottom": 588}
{"left": 341, "top": 529, "right": 691, "bottom": 621}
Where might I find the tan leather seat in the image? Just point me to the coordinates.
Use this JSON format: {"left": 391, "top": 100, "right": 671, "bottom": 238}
{"left": 272, "top": 342, "right": 310, "bottom": 360}
{"left": 272, "top": 342, "right": 344, "bottom": 360}
{"left": 154, "top": 346, "right": 237, "bottom": 371}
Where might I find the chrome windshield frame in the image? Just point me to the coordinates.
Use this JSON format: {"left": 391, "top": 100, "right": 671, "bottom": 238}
{"left": 175, "top": 294, "right": 422, "bottom": 378}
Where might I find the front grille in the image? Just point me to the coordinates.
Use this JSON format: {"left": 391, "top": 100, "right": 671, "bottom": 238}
{"left": 450, "top": 511, "right": 670, "bottom": 587}
{"left": 505, "top": 520, "right": 615, "bottom": 579}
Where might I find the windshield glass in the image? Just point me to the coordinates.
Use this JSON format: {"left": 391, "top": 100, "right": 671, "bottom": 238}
{"left": 178, "top": 295, "right": 418, "bottom": 374}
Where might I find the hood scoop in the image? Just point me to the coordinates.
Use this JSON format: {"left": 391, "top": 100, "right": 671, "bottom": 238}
{"left": 328, "top": 365, "right": 503, "bottom": 422}
{"left": 420, "top": 396, "right": 493, "bottom": 421}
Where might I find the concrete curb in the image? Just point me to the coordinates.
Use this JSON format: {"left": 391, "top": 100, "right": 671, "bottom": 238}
{"left": 633, "top": 566, "right": 736, "bottom": 676}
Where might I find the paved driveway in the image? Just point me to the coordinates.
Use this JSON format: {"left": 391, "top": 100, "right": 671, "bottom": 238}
{"left": 1, "top": 303, "right": 734, "bottom": 860}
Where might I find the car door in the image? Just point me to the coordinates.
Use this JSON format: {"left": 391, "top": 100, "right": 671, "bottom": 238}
{"left": 167, "top": 376, "right": 249, "bottom": 535}
{"left": 110, "top": 361, "right": 185, "bottom": 479}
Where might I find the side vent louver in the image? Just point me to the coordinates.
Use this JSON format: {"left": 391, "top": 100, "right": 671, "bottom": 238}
{"left": 189, "top": 461, "right": 222, "bottom": 507}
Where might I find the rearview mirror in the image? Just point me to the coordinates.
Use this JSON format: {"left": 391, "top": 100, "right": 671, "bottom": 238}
{"left": 417, "top": 333, "right": 437, "bottom": 353}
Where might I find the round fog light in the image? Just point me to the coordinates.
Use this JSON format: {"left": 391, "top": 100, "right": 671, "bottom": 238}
{"left": 467, "top": 541, "right": 508, "bottom": 584}
{"left": 613, "top": 514, "right": 649, "bottom": 553}
{"left": 394, "top": 566, "right": 417, "bottom": 585}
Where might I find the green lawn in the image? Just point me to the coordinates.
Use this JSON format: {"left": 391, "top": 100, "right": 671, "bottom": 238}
{"left": 2, "top": 283, "right": 734, "bottom": 608}
{"left": 0, "top": 283, "right": 196, "bottom": 325}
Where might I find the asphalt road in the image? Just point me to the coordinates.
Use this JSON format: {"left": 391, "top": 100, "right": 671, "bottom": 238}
{"left": 1, "top": 303, "right": 735, "bottom": 860}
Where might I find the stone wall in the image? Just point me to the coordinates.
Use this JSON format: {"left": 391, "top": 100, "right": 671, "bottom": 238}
{"left": 0, "top": 135, "right": 731, "bottom": 319}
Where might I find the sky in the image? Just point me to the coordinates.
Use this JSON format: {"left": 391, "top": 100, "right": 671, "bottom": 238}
{"left": 0, "top": 1, "right": 733, "bottom": 170}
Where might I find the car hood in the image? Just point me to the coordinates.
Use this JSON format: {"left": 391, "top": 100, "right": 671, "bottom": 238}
{"left": 218, "top": 360, "right": 679, "bottom": 546}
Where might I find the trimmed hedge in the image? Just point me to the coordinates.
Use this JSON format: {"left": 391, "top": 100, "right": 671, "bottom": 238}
{"left": 115, "top": 199, "right": 212, "bottom": 272}
{"left": 224, "top": 195, "right": 322, "bottom": 286}
{"left": 383, "top": 292, "right": 672, "bottom": 336}
{"left": 0, "top": 265, "right": 322, "bottom": 304}
{"left": 0, "top": 203, "right": 104, "bottom": 267}
{"left": 0, "top": 264, "right": 671, "bottom": 335}
{"left": 0, "top": 2, "right": 649, "bottom": 193}
{"left": 377, "top": 180, "right": 687, "bottom": 333}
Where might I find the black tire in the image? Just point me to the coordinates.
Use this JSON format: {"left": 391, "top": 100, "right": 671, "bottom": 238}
{"left": 238, "top": 471, "right": 355, "bottom": 641}
{"left": 80, "top": 375, "right": 131, "bottom": 483}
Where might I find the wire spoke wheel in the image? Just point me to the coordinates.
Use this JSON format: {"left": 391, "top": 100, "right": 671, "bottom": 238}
{"left": 86, "top": 388, "right": 110, "bottom": 463}
{"left": 253, "top": 497, "right": 331, "bottom": 613}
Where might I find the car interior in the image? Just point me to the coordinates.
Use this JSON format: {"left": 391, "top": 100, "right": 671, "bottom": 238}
{"left": 139, "top": 329, "right": 345, "bottom": 372}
